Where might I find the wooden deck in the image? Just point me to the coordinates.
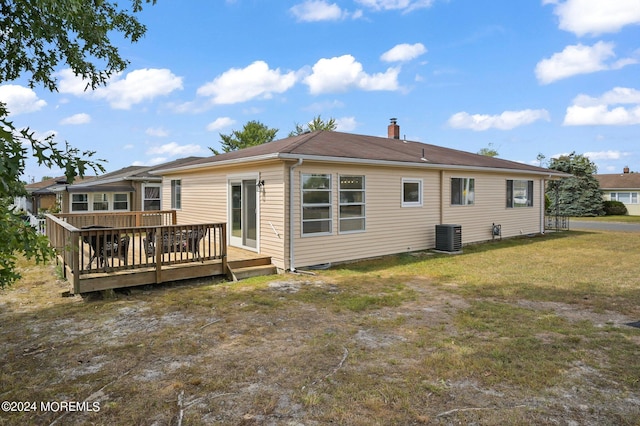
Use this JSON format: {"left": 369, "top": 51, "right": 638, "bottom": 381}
{"left": 45, "top": 213, "right": 276, "bottom": 294}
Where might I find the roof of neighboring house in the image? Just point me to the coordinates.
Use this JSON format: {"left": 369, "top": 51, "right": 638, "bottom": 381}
{"left": 63, "top": 157, "right": 204, "bottom": 191}
{"left": 26, "top": 176, "right": 96, "bottom": 194}
{"left": 596, "top": 172, "right": 640, "bottom": 190}
{"left": 154, "top": 130, "right": 567, "bottom": 177}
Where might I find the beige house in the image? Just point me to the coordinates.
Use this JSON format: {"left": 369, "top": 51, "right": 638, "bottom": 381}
{"left": 154, "top": 123, "right": 566, "bottom": 271}
{"left": 596, "top": 167, "right": 640, "bottom": 216}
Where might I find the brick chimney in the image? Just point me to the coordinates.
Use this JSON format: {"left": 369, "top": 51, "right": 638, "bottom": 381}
{"left": 624, "top": 166, "right": 630, "bottom": 174}
{"left": 388, "top": 118, "right": 400, "bottom": 139}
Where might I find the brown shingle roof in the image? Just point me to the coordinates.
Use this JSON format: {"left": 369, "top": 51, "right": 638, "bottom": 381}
{"left": 596, "top": 172, "right": 640, "bottom": 190}
{"left": 157, "top": 131, "right": 560, "bottom": 175}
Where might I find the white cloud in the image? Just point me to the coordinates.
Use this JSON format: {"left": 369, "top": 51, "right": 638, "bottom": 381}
{"left": 290, "top": 0, "right": 347, "bottom": 22}
{"left": 206, "top": 117, "right": 236, "bottom": 131}
{"left": 356, "top": 0, "right": 434, "bottom": 13}
{"left": 304, "top": 55, "right": 400, "bottom": 94}
{"left": 133, "top": 157, "right": 167, "bottom": 167}
{"left": 146, "top": 127, "right": 169, "bottom": 137}
{"left": 535, "top": 41, "right": 636, "bottom": 84}
{"left": 335, "top": 116, "right": 358, "bottom": 131}
{"left": 60, "top": 113, "right": 91, "bottom": 125}
{"left": 0, "top": 85, "right": 46, "bottom": 115}
{"left": 564, "top": 87, "right": 640, "bottom": 125}
{"left": 448, "top": 109, "right": 551, "bottom": 131}
{"left": 583, "top": 150, "right": 626, "bottom": 160}
{"left": 544, "top": 0, "right": 640, "bottom": 36}
{"left": 197, "top": 61, "right": 298, "bottom": 104}
{"left": 381, "top": 43, "right": 427, "bottom": 62}
{"left": 58, "top": 68, "right": 183, "bottom": 109}
{"left": 146, "top": 142, "right": 203, "bottom": 156}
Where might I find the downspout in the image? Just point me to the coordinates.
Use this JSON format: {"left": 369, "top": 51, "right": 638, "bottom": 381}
{"left": 289, "top": 158, "right": 303, "bottom": 272}
{"left": 439, "top": 170, "right": 445, "bottom": 224}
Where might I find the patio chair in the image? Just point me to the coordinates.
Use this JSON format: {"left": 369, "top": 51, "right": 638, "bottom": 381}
{"left": 186, "top": 228, "right": 206, "bottom": 257}
{"left": 143, "top": 229, "right": 187, "bottom": 256}
{"left": 106, "top": 235, "right": 130, "bottom": 265}
{"left": 81, "top": 225, "right": 116, "bottom": 269}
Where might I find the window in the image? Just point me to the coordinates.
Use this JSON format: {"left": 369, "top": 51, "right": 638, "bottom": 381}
{"left": 451, "top": 178, "right": 475, "bottom": 205}
{"left": 506, "top": 180, "right": 533, "bottom": 208}
{"left": 143, "top": 185, "right": 161, "bottom": 210}
{"left": 113, "top": 193, "right": 129, "bottom": 211}
{"left": 93, "top": 193, "right": 109, "bottom": 211}
{"left": 302, "top": 174, "right": 332, "bottom": 235}
{"left": 610, "top": 192, "right": 639, "bottom": 204}
{"left": 71, "top": 194, "right": 88, "bottom": 211}
{"left": 402, "top": 178, "right": 422, "bottom": 207}
{"left": 339, "top": 175, "right": 365, "bottom": 233}
{"left": 171, "top": 179, "right": 182, "bottom": 209}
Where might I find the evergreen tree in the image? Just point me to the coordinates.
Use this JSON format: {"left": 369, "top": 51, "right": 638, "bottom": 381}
{"left": 288, "top": 115, "right": 337, "bottom": 137}
{"left": 210, "top": 120, "right": 278, "bottom": 155}
{"left": 546, "top": 152, "right": 604, "bottom": 217}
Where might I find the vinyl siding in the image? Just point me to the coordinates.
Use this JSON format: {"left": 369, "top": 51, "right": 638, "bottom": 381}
{"left": 160, "top": 161, "right": 287, "bottom": 269}
{"left": 441, "top": 171, "right": 543, "bottom": 243}
{"left": 292, "top": 163, "right": 441, "bottom": 268}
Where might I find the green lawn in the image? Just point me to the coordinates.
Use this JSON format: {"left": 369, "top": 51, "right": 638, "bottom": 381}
{"left": 1, "top": 229, "right": 639, "bottom": 425}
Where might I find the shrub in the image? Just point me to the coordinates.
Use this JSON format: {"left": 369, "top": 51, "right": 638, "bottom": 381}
{"left": 603, "top": 200, "right": 628, "bottom": 216}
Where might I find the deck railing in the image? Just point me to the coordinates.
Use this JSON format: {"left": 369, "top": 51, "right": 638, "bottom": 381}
{"left": 45, "top": 213, "right": 227, "bottom": 293}
{"left": 54, "top": 210, "right": 177, "bottom": 228}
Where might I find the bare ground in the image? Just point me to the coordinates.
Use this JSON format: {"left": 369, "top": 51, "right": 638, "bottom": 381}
{"left": 1, "top": 265, "right": 639, "bottom": 425}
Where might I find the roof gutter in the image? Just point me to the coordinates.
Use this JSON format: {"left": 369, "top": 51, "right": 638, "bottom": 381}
{"left": 289, "top": 158, "right": 303, "bottom": 272}
{"left": 277, "top": 153, "right": 569, "bottom": 178}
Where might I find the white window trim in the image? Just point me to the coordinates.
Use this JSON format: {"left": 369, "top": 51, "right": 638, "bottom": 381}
{"left": 171, "top": 179, "right": 182, "bottom": 210}
{"left": 301, "top": 173, "right": 333, "bottom": 237}
{"left": 401, "top": 178, "right": 423, "bottom": 207}
{"left": 70, "top": 193, "right": 89, "bottom": 212}
{"left": 142, "top": 183, "right": 162, "bottom": 211}
{"left": 113, "top": 193, "right": 130, "bottom": 211}
{"left": 610, "top": 192, "right": 639, "bottom": 204}
{"left": 339, "top": 175, "right": 366, "bottom": 234}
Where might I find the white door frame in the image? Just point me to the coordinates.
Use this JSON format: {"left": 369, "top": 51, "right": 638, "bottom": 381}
{"left": 227, "top": 173, "right": 260, "bottom": 252}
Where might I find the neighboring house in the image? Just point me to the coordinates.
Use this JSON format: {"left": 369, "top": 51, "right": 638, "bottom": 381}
{"left": 54, "top": 157, "right": 202, "bottom": 213}
{"left": 154, "top": 121, "right": 567, "bottom": 271}
{"left": 595, "top": 167, "right": 640, "bottom": 215}
{"left": 14, "top": 176, "right": 95, "bottom": 214}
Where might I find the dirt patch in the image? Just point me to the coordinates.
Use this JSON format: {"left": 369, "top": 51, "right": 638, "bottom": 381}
{"left": 1, "top": 269, "right": 639, "bottom": 425}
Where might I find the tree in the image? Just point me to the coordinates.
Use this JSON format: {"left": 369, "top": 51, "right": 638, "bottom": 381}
{"left": 210, "top": 120, "right": 279, "bottom": 155}
{"left": 546, "top": 152, "right": 604, "bottom": 217}
{"left": 477, "top": 143, "right": 498, "bottom": 157}
{"left": 0, "top": 0, "right": 155, "bottom": 289}
{"left": 288, "top": 115, "right": 337, "bottom": 137}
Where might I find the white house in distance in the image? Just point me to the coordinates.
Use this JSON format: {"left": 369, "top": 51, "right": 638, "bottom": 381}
{"left": 596, "top": 167, "right": 640, "bottom": 216}
{"left": 154, "top": 120, "right": 567, "bottom": 271}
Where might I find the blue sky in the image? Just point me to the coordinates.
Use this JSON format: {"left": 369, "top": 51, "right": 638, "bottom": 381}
{"left": 3, "top": 0, "right": 640, "bottom": 182}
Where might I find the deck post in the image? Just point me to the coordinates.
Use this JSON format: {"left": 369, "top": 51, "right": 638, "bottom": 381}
{"left": 155, "top": 227, "right": 163, "bottom": 284}
{"left": 221, "top": 223, "right": 228, "bottom": 276}
{"left": 70, "top": 230, "right": 80, "bottom": 294}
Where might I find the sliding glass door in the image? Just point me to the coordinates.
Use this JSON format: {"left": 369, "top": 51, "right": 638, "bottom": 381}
{"left": 229, "top": 179, "right": 258, "bottom": 250}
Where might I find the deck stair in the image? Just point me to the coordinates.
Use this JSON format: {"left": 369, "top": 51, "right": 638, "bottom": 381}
{"left": 227, "top": 256, "right": 277, "bottom": 281}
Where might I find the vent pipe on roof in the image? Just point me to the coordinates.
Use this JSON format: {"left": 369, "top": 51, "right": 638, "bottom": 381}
{"left": 388, "top": 118, "right": 400, "bottom": 139}
{"left": 624, "top": 166, "right": 630, "bottom": 174}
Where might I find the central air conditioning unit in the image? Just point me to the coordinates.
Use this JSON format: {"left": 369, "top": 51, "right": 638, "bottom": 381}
{"left": 435, "top": 224, "right": 462, "bottom": 252}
